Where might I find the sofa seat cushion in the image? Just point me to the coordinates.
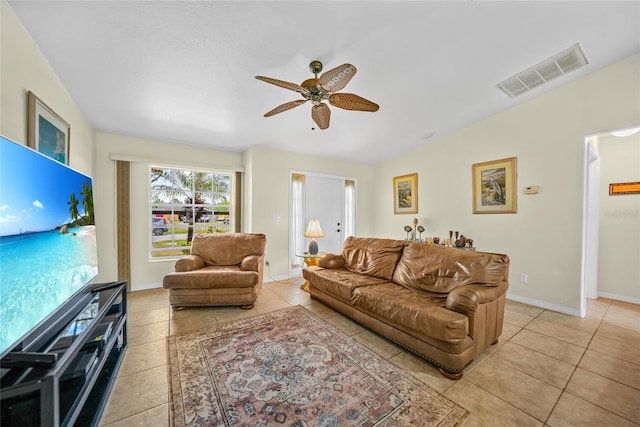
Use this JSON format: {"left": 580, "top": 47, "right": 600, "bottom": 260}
{"left": 352, "top": 283, "right": 469, "bottom": 343}
{"left": 393, "top": 242, "right": 509, "bottom": 294}
{"left": 341, "top": 236, "right": 405, "bottom": 280}
{"left": 303, "top": 266, "right": 390, "bottom": 301}
{"left": 164, "top": 266, "right": 259, "bottom": 290}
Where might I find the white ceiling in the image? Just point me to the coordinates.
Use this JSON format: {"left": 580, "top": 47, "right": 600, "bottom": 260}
{"left": 8, "top": 1, "right": 640, "bottom": 164}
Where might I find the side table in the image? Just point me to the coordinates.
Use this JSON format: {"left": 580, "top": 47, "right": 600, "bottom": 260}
{"left": 296, "top": 252, "right": 325, "bottom": 291}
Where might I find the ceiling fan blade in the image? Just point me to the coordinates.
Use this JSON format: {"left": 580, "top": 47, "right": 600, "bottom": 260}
{"left": 255, "top": 76, "right": 310, "bottom": 96}
{"left": 263, "top": 99, "right": 307, "bottom": 117}
{"left": 329, "top": 93, "right": 379, "bottom": 112}
{"left": 312, "top": 103, "right": 331, "bottom": 130}
{"left": 318, "top": 63, "right": 357, "bottom": 93}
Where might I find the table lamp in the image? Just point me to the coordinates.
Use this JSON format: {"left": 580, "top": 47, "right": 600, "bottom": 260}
{"left": 304, "top": 219, "right": 325, "bottom": 254}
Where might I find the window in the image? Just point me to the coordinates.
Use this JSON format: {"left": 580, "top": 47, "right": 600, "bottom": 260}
{"left": 149, "top": 165, "right": 232, "bottom": 259}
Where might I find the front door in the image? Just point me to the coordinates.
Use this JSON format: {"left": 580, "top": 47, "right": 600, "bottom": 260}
{"left": 305, "top": 175, "right": 344, "bottom": 256}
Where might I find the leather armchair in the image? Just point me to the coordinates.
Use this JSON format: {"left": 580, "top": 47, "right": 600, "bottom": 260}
{"left": 163, "top": 233, "right": 266, "bottom": 310}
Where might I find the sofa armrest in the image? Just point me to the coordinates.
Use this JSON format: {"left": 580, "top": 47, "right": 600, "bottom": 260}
{"left": 240, "top": 255, "right": 261, "bottom": 272}
{"left": 445, "top": 282, "right": 508, "bottom": 317}
{"left": 175, "top": 255, "right": 205, "bottom": 272}
{"left": 319, "top": 253, "right": 345, "bottom": 269}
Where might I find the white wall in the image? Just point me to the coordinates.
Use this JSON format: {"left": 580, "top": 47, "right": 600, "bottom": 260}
{"left": 373, "top": 54, "right": 640, "bottom": 315}
{"left": 1, "top": 1, "right": 95, "bottom": 174}
{"left": 597, "top": 132, "right": 640, "bottom": 302}
{"left": 244, "top": 146, "right": 375, "bottom": 278}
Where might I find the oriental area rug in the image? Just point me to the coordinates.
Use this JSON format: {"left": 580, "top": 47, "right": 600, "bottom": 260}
{"left": 167, "top": 305, "right": 469, "bottom": 427}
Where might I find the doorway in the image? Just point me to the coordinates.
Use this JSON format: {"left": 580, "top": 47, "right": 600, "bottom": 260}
{"left": 289, "top": 171, "right": 356, "bottom": 278}
{"left": 581, "top": 126, "right": 640, "bottom": 316}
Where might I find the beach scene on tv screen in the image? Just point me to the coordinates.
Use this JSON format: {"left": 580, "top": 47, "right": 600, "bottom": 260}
{"left": 0, "top": 138, "right": 98, "bottom": 355}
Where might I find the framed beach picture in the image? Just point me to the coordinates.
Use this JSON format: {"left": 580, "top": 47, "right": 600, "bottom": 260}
{"left": 472, "top": 157, "right": 517, "bottom": 214}
{"left": 393, "top": 173, "right": 418, "bottom": 214}
{"left": 27, "top": 91, "right": 70, "bottom": 165}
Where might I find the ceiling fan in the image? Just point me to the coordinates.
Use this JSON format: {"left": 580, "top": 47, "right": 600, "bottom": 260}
{"left": 255, "top": 60, "right": 379, "bottom": 130}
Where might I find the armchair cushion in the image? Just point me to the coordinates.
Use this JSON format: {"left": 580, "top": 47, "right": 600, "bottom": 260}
{"left": 175, "top": 255, "right": 205, "bottom": 272}
{"left": 192, "top": 233, "right": 266, "bottom": 266}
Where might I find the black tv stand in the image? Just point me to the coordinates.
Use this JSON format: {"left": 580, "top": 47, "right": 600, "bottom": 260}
{"left": 2, "top": 352, "right": 58, "bottom": 369}
{"left": 0, "top": 282, "right": 128, "bottom": 427}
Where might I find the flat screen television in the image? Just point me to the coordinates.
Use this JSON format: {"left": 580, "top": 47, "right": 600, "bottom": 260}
{"left": 0, "top": 136, "right": 98, "bottom": 358}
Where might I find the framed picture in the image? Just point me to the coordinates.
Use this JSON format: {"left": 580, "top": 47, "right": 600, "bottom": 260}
{"left": 609, "top": 181, "right": 640, "bottom": 195}
{"left": 393, "top": 173, "right": 418, "bottom": 214}
{"left": 27, "top": 91, "right": 70, "bottom": 164}
{"left": 472, "top": 157, "right": 517, "bottom": 214}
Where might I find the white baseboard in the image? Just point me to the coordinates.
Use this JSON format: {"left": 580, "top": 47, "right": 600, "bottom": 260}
{"left": 598, "top": 292, "right": 640, "bottom": 305}
{"left": 506, "top": 293, "right": 581, "bottom": 317}
{"left": 131, "top": 282, "right": 162, "bottom": 292}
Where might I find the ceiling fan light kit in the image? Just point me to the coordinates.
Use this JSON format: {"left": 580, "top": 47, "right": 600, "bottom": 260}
{"left": 255, "top": 60, "right": 379, "bottom": 130}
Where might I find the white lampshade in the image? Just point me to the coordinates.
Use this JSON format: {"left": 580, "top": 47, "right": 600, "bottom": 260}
{"left": 304, "top": 219, "right": 325, "bottom": 238}
{"left": 304, "top": 219, "right": 324, "bottom": 254}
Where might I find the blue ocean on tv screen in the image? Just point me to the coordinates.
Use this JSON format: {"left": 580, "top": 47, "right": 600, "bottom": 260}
{"left": 0, "top": 137, "right": 98, "bottom": 355}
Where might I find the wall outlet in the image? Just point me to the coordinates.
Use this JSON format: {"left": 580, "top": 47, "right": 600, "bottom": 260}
{"left": 520, "top": 273, "right": 528, "bottom": 283}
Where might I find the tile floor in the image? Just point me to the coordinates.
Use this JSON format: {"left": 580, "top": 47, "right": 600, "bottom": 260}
{"left": 99, "top": 280, "right": 640, "bottom": 426}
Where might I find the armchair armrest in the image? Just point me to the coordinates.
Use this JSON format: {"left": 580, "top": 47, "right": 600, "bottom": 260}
{"left": 318, "top": 253, "right": 345, "bottom": 269}
{"left": 175, "top": 255, "right": 205, "bottom": 272}
{"left": 240, "top": 255, "right": 261, "bottom": 272}
{"left": 445, "top": 282, "right": 508, "bottom": 317}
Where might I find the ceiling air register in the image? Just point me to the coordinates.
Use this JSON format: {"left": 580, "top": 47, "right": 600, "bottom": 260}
{"left": 497, "top": 43, "right": 589, "bottom": 98}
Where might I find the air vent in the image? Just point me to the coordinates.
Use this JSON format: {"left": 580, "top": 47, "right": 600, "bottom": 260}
{"left": 497, "top": 43, "right": 589, "bottom": 98}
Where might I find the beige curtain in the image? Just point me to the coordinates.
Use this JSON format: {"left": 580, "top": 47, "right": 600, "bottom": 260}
{"left": 233, "top": 171, "right": 242, "bottom": 232}
{"left": 115, "top": 161, "right": 131, "bottom": 291}
{"left": 291, "top": 174, "right": 306, "bottom": 267}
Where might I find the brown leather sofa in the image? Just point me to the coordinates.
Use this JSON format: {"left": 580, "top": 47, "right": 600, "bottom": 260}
{"left": 163, "top": 233, "right": 266, "bottom": 310}
{"left": 303, "top": 236, "right": 509, "bottom": 379}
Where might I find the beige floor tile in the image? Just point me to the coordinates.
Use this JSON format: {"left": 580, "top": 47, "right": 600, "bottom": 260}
{"left": 547, "top": 392, "right": 637, "bottom": 427}
{"left": 128, "top": 306, "right": 170, "bottom": 327}
{"left": 443, "top": 380, "right": 542, "bottom": 427}
{"left": 595, "top": 321, "right": 640, "bottom": 346}
{"left": 128, "top": 290, "right": 170, "bottom": 313}
{"left": 499, "top": 320, "right": 524, "bottom": 342}
{"left": 525, "top": 318, "right": 593, "bottom": 347}
{"left": 128, "top": 321, "right": 169, "bottom": 346}
{"left": 213, "top": 306, "right": 259, "bottom": 324}
{"left": 585, "top": 298, "right": 611, "bottom": 319}
{"left": 490, "top": 341, "right": 574, "bottom": 389}
{"left": 321, "top": 311, "right": 366, "bottom": 335}
{"left": 588, "top": 333, "right": 640, "bottom": 365}
{"left": 100, "top": 365, "right": 168, "bottom": 425}
{"left": 505, "top": 299, "right": 545, "bottom": 317}
{"left": 388, "top": 351, "right": 456, "bottom": 394}
{"left": 612, "top": 299, "right": 640, "bottom": 312}
{"left": 282, "top": 290, "right": 312, "bottom": 306}
{"left": 100, "top": 404, "right": 168, "bottom": 427}
{"left": 168, "top": 306, "right": 218, "bottom": 336}
{"left": 352, "top": 329, "right": 403, "bottom": 359}
{"left": 465, "top": 358, "right": 562, "bottom": 421}
{"left": 118, "top": 338, "right": 167, "bottom": 377}
{"left": 537, "top": 309, "right": 601, "bottom": 334}
{"left": 510, "top": 329, "right": 585, "bottom": 365}
{"left": 253, "top": 295, "right": 290, "bottom": 314}
{"left": 565, "top": 367, "right": 640, "bottom": 423}
{"left": 578, "top": 348, "right": 640, "bottom": 390}
{"left": 504, "top": 308, "right": 535, "bottom": 327}
{"left": 603, "top": 303, "right": 640, "bottom": 332}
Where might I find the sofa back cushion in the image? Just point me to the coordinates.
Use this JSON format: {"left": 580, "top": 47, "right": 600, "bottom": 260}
{"left": 393, "top": 242, "right": 509, "bottom": 293}
{"left": 191, "top": 233, "right": 266, "bottom": 266}
{"left": 341, "top": 237, "right": 405, "bottom": 280}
